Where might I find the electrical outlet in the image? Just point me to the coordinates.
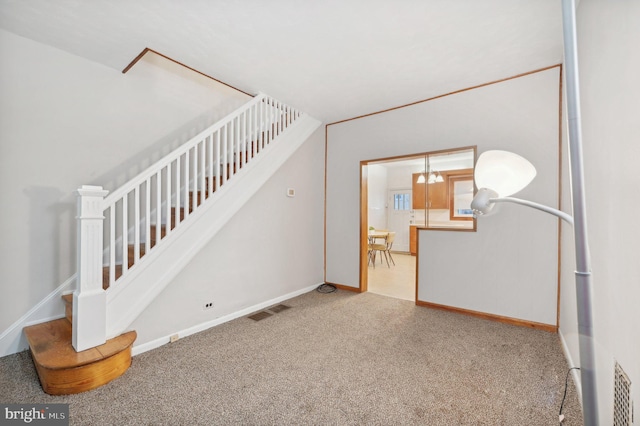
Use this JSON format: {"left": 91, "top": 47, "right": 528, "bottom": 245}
{"left": 169, "top": 334, "right": 179, "bottom": 343}
{"left": 203, "top": 301, "right": 214, "bottom": 310}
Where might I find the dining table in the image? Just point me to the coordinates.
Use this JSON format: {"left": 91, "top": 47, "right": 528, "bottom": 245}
{"left": 368, "top": 230, "right": 388, "bottom": 243}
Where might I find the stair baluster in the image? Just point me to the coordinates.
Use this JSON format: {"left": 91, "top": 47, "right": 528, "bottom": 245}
{"left": 73, "top": 94, "right": 302, "bottom": 352}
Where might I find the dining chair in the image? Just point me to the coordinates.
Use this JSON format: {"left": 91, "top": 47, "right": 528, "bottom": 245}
{"left": 369, "top": 231, "right": 396, "bottom": 268}
{"left": 368, "top": 229, "right": 388, "bottom": 266}
{"left": 368, "top": 242, "right": 376, "bottom": 267}
{"left": 382, "top": 231, "right": 396, "bottom": 266}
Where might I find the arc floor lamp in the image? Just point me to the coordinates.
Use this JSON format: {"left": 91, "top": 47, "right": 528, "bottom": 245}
{"left": 470, "top": 1, "right": 598, "bottom": 425}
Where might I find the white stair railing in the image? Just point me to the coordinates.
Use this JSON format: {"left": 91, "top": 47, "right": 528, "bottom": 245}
{"left": 74, "top": 94, "right": 301, "bottom": 351}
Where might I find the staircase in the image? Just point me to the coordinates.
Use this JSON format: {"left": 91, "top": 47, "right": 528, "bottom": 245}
{"left": 24, "top": 94, "right": 320, "bottom": 394}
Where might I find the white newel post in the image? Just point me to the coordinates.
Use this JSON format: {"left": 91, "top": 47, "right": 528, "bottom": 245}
{"left": 73, "top": 185, "right": 109, "bottom": 352}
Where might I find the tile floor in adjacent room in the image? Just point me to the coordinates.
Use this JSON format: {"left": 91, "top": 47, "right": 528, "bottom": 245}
{"left": 367, "top": 251, "right": 416, "bottom": 301}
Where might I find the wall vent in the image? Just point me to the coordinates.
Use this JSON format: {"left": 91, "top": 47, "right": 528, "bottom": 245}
{"left": 614, "top": 361, "right": 632, "bottom": 426}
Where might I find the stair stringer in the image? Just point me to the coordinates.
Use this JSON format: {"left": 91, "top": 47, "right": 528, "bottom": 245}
{"left": 105, "top": 114, "right": 321, "bottom": 339}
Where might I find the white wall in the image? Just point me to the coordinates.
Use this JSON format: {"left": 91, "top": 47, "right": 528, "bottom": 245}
{"left": 387, "top": 164, "right": 420, "bottom": 189}
{"left": 0, "top": 29, "right": 250, "bottom": 353}
{"left": 130, "top": 127, "right": 325, "bottom": 349}
{"left": 559, "top": 1, "right": 640, "bottom": 423}
{"left": 327, "top": 68, "right": 561, "bottom": 327}
{"left": 367, "top": 164, "right": 388, "bottom": 230}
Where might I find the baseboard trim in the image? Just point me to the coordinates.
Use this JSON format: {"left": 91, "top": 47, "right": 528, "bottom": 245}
{"left": 0, "top": 275, "right": 76, "bottom": 358}
{"left": 131, "top": 283, "right": 321, "bottom": 356}
{"left": 107, "top": 114, "right": 322, "bottom": 338}
{"left": 558, "top": 329, "right": 583, "bottom": 404}
{"left": 416, "top": 300, "right": 558, "bottom": 333}
{"left": 326, "top": 282, "right": 362, "bottom": 293}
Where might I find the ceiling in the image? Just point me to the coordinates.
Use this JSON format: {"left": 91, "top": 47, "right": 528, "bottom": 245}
{"left": 0, "top": 0, "right": 563, "bottom": 123}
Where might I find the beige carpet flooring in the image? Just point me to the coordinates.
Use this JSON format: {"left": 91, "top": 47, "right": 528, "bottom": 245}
{"left": 0, "top": 290, "right": 582, "bottom": 425}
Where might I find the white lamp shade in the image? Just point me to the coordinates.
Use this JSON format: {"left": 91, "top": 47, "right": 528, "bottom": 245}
{"left": 474, "top": 150, "right": 536, "bottom": 197}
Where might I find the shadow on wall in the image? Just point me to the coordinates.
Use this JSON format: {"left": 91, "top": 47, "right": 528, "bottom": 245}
{"left": 25, "top": 186, "right": 71, "bottom": 295}
{"left": 89, "top": 102, "right": 246, "bottom": 193}
{"left": 23, "top": 99, "right": 249, "bottom": 299}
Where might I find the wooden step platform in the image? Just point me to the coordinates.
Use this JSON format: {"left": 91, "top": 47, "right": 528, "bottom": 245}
{"left": 24, "top": 318, "right": 136, "bottom": 395}
{"left": 62, "top": 294, "right": 73, "bottom": 323}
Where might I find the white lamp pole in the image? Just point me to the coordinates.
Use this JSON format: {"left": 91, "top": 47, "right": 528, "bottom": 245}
{"left": 561, "top": 0, "right": 598, "bottom": 424}
{"left": 471, "top": 1, "right": 598, "bottom": 423}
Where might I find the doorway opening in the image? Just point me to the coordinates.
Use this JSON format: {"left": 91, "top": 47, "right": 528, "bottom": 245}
{"left": 367, "top": 187, "right": 415, "bottom": 301}
{"left": 360, "top": 147, "right": 476, "bottom": 302}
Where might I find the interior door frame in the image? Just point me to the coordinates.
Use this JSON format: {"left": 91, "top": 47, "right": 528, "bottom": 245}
{"left": 359, "top": 146, "right": 477, "bottom": 294}
{"left": 359, "top": 163, "right": 369, "bottom": 293}
{"left": 359, "top": 152, "right": 425, "bottom": 293}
